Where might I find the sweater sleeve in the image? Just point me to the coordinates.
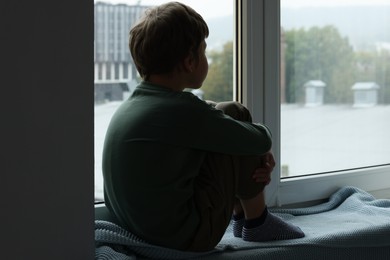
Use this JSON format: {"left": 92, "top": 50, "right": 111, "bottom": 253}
{"left": 191, "top": 103, "right": 272, "bottom": 156}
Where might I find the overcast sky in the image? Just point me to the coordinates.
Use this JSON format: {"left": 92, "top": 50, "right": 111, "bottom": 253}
{"left": 95, "top": 0, "right": 233, "bottom": 18}
{"left": 95, "top": 0, "right": 390, "bottom": 19}
{"left": 282, "top": 0, "right": 390, "bottom": 8}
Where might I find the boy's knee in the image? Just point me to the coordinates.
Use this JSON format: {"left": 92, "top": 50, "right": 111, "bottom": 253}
{"left": 205, "top": 100, "right": 218, "bottom": 107}
{"left": 214, "top": 101, "right": 252, "bottom": 122}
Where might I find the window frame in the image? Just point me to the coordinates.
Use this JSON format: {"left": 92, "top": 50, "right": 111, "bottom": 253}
{"left": 240, "top": 0, "right": 390, "bottom": 207}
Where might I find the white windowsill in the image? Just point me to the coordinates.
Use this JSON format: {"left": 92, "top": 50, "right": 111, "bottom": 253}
{"left": 266, "top": 165, "right": 390, "bottom": 207}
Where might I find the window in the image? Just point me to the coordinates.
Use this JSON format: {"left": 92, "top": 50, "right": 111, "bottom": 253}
{"left": 280, "top": 0, "right": 390, "bottom": 177}
{"left": 94, "top": 0, "right": 390, "bottom": 205}
{"left": 241, "top": 0, "right": 390, "bottom": 206}
{"left": 94, "top": 0, "right": 234, "bottom": 201}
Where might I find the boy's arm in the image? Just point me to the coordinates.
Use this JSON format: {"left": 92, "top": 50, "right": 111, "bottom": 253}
{"left": 193, "top": 107, "right": 273, "bottom": 156}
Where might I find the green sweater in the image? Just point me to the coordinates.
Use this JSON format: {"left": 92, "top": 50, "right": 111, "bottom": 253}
{"left": 102, "top": 82, "right": 272, "bottom": 249}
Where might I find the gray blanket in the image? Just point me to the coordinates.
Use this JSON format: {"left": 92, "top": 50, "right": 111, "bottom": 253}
{"left": 95, "top": 186, "right": 390, "bottom": 259}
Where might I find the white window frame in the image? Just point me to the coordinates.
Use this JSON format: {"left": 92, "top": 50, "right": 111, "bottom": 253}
{"left": 239, "top": 0, "right": 390, "bottom": 207}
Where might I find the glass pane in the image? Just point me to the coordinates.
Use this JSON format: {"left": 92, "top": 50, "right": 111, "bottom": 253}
{"left": 94, "top": 0, "right": 234, "bottom": 201}
{"left": 280, "top": 0, "right": 390, "bottom": 177}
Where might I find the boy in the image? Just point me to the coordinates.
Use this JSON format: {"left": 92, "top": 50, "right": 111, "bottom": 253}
{"left": 102, "top": 1, "right": 304, "bottom": 252}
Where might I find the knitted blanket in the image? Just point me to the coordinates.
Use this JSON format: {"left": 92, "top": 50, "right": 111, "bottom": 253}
{"left": 95, "top": 186, "right": 390, "bottom": 259}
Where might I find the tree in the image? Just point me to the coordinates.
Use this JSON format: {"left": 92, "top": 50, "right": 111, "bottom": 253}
{"left": 202, "top": 41, "right": 233, "bottom": 102}
{"left": 376, "top": 50, "right": 390, "bottom": 104}
{"left": 284, "top": 26, "right": 355, "bottom": 104}
{"left": 355, "top": 49, "right": 390, "bottom": 104}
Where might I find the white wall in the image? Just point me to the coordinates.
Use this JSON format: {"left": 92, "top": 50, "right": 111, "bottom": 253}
{"left": 1, "top": 1, "right": 94, "bottom": 259}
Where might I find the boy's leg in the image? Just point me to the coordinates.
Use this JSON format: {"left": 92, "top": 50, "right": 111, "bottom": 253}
{"left": 189, "top": 151, "right": 278, "bottom": 250}
{"left": 189, "top": 152, "right": 240, "bottom": 251}
{"left": 214, "top": 101, "right": 304, "bottom": 241}
{"left": 214, "top": 101, "right": 267, "bottom": 216}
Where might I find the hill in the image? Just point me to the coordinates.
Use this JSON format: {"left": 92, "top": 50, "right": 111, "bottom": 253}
{"left": 282, "top": 5, "right": 390, "bottom": 50}
{"left": 206, "top": 5, "right": 390, "bottom": 51}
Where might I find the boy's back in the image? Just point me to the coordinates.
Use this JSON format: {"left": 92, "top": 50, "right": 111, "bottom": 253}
{"left": 103, "top": 82, "right": 207, "bottom": 249}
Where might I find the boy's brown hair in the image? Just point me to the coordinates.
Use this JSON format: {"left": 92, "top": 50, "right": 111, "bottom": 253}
{"left": 129, "top": 2, "right": 209, "bottom": 80}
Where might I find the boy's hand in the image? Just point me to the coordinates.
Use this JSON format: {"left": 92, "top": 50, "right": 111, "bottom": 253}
{"left": 252, "top": 151, "right": 275, "bottom": 185}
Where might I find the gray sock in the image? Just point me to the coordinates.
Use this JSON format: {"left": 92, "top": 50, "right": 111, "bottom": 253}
{"left": 242, "top": 213, "right": 305, "bottom": 242}
{"left": 232, "top": 217, "right": 245, "bottom": 238}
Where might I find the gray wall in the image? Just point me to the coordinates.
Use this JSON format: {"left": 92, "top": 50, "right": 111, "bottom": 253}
{"left": 1, "top": 0, "right": 94, "bottom": 259}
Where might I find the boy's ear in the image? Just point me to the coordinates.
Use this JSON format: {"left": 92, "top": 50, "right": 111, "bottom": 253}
{"left": 182, "top": 53, "right": 195, "bottom": 73}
